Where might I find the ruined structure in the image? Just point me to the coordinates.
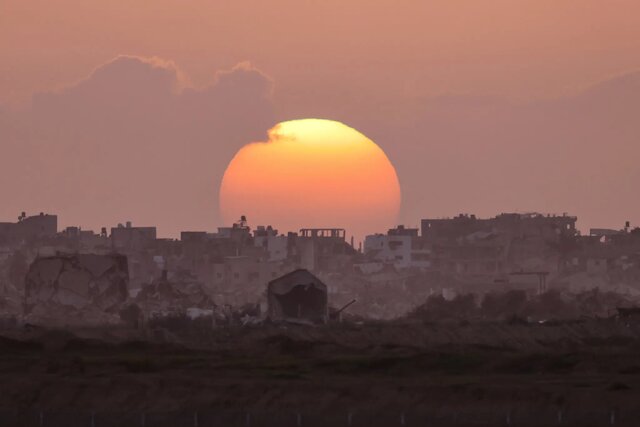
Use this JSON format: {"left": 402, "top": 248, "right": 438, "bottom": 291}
{"left": 0, "top": 212, "right": 57, "bottom": 246}
{"left": 418, "top": 213, "right": 579, "bottom": 289}
{"left": 24, "top": 254, "right": 129, "bottom": 324}
{"left": 134, "top": 271, "right": 215, "bottom": 314}
{"left": 267, "top": 269, "right": 328, "bottom": 324}
{"left": 1, "top": 210, "right": 638, "bottom": 323}
{"left": 364, "top": 225, "right": 431, "bottom": 270}
{"left": 296, "top": 228, "right": 355, "bottom": 271}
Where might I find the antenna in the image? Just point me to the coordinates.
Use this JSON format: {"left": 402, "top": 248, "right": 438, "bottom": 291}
{"left": 235, "top": 215, "right": 249, "bottom": 229}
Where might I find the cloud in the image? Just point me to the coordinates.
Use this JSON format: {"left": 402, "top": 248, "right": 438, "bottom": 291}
{"left": 211, "top": 61, "right": 273, "bottom": 99}
{"left": 2, "top": 57, "right": 639, "bottom": 236}
{"left": 0, "top": 56, "right": 276, "bottom": 236}
{"left": 344, "top": 70, "right": 640, "bottom": 231}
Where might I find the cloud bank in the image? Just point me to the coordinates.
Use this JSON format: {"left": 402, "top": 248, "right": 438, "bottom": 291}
{"left": 2, "top": 55, "right": 639, "bottom": 236}
{"left": 0, "top": 56, "right": 275, "bottom": 236}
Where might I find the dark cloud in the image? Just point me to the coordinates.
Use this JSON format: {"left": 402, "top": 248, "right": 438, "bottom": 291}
{"left": 0, "top": 56, "right": 276, "bottom": 236}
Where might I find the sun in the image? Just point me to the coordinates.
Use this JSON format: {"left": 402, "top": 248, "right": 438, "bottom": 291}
{"left": 219, "top": 119, "right": 401, "bottom": 241}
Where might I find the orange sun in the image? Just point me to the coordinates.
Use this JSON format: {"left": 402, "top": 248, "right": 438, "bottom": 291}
{"left": 219, "top": 119, "right": 401, "bottom": 241}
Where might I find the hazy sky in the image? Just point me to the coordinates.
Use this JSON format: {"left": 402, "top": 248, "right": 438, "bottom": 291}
{"left": 3, "top": 0, "right": 640, "bottom": 106}
{"left": 1, "top": 0, "right": 640, "bottom": 236}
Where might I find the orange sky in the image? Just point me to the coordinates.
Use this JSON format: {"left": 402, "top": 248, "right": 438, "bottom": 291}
{"left": 220, "top": 119, "right": 400, "bottom": 240}
{"left": 1, "top": 1, "right": 640, "bottom": 236}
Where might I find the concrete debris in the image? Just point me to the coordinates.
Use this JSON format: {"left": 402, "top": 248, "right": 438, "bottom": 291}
{"left": 24, "top": 254, "right": 128, "bottom": 325}
{"left": 134, "top": 275, "right": 215, "bottom": 314}
{"left": 186, "top": 307, "right": 213, "bottom": 320}
{"left": 3, "top": 211, "right": 640, "bottom": 324}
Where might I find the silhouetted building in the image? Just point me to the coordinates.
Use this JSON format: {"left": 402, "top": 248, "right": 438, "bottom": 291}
{"left": 110, "top": 222, "right": 157, "bottom": 251}
{"left": 421, "top": 213, "right": 577, "bottom": 243}
{"left": 364, "top": 225, "right": 430, "bottom": 269}
{"left": 297, "top": 228, "right": 354, "bottom": 271}
{"left": 253, "top": 225, "right": 288, "bottom": 262}
{"left": 419, "top": 213, "right": 579, "bottom": 289}
{"left": 267, "top": 269, "right": 328, "bottom": 324}
{"left": 0, "top": 212, "right": 57, "bottom": 245}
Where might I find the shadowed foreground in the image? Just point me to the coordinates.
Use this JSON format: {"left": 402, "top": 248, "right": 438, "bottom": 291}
{"left": 2, "top": 319, "right": 640, "bottom": 426}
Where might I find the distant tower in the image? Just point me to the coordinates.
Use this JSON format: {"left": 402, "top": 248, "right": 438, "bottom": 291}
{"left": 235, "top": 215, "right": 249, "bottom": 229}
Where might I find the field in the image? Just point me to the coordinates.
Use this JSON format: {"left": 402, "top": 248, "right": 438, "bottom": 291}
{"left": 1, "top": 319, "right": 640, "bottom": 426}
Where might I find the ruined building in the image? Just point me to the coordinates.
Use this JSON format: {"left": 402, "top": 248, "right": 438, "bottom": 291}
{"left": 419, "top": 213, "right": 578, "bottom": 289}
{"left": 364, "top": 225, "right": 431, "bottom": 270}
{"left": 267, "top": 269, "right": 328, "bottom": 324}
{"left": 294, "top": 228, "right": 356, "bottom": 271}
{"left": 24, "top": 253, "right": 129, "bottom": 325}
{"left": 0, "top": 212, "right": 57, "bottom": 246}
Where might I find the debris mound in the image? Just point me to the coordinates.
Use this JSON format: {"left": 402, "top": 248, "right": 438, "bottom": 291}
{"left": 24, "top": 254, "right": 129, "bottom": 325}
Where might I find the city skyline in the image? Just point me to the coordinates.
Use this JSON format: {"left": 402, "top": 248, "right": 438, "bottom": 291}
{"left": 3, "top": 2, "right": 640, "bottom": 419}
{"left": 1, "top": 208, "right": 634, "bottom": 241}
{"left": 2, "top": 1, "right": 640, "bottom": 238}
{"left": 3, "top": 56, "right": 640, "bottom": 237}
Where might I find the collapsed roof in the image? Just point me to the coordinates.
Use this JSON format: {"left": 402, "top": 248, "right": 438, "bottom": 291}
{"left": 24, "top": 253, "right": 129, "bottom": 325}
{"left": 267, "top": 269, "right": 328, "bottom": 325}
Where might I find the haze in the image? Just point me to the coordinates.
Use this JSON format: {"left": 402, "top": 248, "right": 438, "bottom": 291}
{"left": 1, "top": 0, "right": 640, "bottom": 236}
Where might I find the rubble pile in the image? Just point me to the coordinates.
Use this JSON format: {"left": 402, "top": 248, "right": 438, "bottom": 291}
{"left": 0, "top": 283, "right": 23, "bottom": 317}
{"left": 267, "top": 269, "right": 328, "bottom": 325}
{"left": 405, "top": 288, "right": 640, "bottom": 323}
{"left": 24, "top": 254, "right": 129, "bottom": 325}
{"left": 134, "top": 277, "right": 215, "bottom": 314}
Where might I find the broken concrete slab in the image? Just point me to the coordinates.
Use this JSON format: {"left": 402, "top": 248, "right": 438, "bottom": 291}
{"left": 24, "top": 254, "right": 129, "bottom": 324}
{"left": 267, "top": 269, "right": 328, "bottom": 325}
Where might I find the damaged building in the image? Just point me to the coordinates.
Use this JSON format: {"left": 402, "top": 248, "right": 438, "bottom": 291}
{"left": 24, "top": 253, "right": 129, "bottom": 324}
{"left": 418, "top": 213, "right": 579, "bottom": 289}
{"left": 295, "top": 228, "right": 357, "bottom": 272}
{"left": 3, "top": 209, "right": 639, "bottom": 324}
{"left": 364, "top": 225, "right": 431, "bottom": 270}
{"left": 0, "top": 212, "right": 57, "bottom": 247}
{"left": 267, "top": 269, "right": 328, "bottom": 324}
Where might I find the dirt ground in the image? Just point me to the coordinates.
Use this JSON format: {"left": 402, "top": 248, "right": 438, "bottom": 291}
{"left": 1, "top": 319, "right": 640, "bottom": 425}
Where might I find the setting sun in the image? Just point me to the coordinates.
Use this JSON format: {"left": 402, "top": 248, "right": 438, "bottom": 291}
{"left": 219, "top": 119, "right": 401, "bottom": 240}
